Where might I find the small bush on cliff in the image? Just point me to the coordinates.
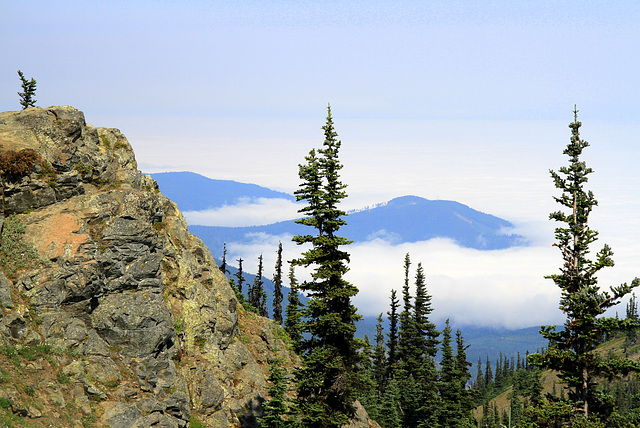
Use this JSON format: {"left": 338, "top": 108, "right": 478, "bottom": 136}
{"left": 0, "top": 215, "right": 47, "bottom": 279}
{"left": 0, "top": 149, "right": 40, "bottom": 179}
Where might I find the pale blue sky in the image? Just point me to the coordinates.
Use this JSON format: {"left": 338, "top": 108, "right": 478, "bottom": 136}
{"left": 2, "top": 1, "right": 639, "bottom": 326}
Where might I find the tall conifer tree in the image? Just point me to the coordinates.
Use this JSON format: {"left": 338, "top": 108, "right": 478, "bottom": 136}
{"left": 219, "top": 243, "right": 229, "bottom": 275}
{"left": 386, "top": 289, "right": 400, "bottom": 373}
{"left": 273, "top": 242, "right": 284, "bottom": 324}
{"left": 235, "top": 257, "right": 245, "bottom": 294}
{"left": 529, "top": 107, "right": 640, "bottom": 419}
{"left": 284, "top": 264, "right": 304, "bottom": 354}
{"left": 291, "top": 105, "right": 361, "bottom": 427}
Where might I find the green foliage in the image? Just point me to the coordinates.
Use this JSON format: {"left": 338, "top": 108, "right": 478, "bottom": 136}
{"left": 17, "top": 70, "right": 36, "bottom": 109}
{"left": 528, "top": 108, "right": 640, "bottom": 419}
{"left": 272, "top": 242, "right": 284, "bottom": 324}
{"left": 0, "top": 397, "right": 11, "bottom": 410}
{"left": 99, "top": 134, "right": 112, "bottom": 148}
{"left": 260, "top": 360, "right": 292, "bottom": 428}
{"left": 174, "top": 318, "right": 185, "bottom": 335}
{"left": 284, "top": 264, "right": 304, "bottom": 354}
{"left": 0, "top": 215, "right": 48, "bottom": 279}
{"left": 248, "top": 254, "right": 268, "bottom": 317}
{"left": 57, "top": 371, "right": 70, "bottom": 384}
{"left": 292, "top": 105, "right": 361, "bottom": 427}
{"left": 189, "top": 415, "right": 207, "bottom": 428}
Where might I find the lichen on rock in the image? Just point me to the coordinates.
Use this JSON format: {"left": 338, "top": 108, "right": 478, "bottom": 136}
{"left": 0, "top": 106, "right": 301, "bottom": 427}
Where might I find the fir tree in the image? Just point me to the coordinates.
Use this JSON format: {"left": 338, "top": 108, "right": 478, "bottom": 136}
{"left": 378, "top": 376, "right": 402, "bottom": 428}
{"left": 528, "top": 107, "right": 640, "bottom": 419}
{"left": 372, "top": 313, "right": 386, "bottom": 391}
{"left": 454, "top": 329, "right": 476, "bottom": 424}
{"left": 626, "top": 293, "right": 639, "bottom": 321}
{"left": 284, "top": 264, "right": 304, "bottom": 354}
{"left": 291, "top": 105, "right": 361, "bottom": 427}
{"left": 261, "top": 360, "right": 291, "bottom": 428}
{"left": 235, "top": 257, "right": 245, "bottom": 294}
{"left": 386, "top": 288, "right": 400, "bottom": 373}
{"left": 250, "top": 254, "right": 268, "bottom": 317}
{"left": 412, "top": 262, "right": 440, "bottom": 359}
{"left": 219, "top": 243, "right": 229, "bottom": 275}
{"left": 357, "top": 336, "right": 380, "bottom": 422}
{"left": 438, "top": 319, "right": 459, "bottom": 427}
{"left": 397, "top": 253, "right": 414, "bottom": 367}
{"left": 17, "top": 70, "right": 36, "bottom": 109}
{"left": 273, "top": 242, "right": 284, "bottom": 325}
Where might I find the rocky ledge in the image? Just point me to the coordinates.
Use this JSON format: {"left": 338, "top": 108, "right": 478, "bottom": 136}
{"left": 0, "top": 106, "right": 379, "bottom": 428}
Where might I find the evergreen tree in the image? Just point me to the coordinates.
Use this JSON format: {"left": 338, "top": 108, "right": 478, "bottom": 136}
{"left": 398, "top": 253, "right": 414, "bottom": 367}
{"left": 454, "top": 329, "right": 476, "bottom": 424}
{"left": 235, "top": 257, "right": 245, "bottom": 294}
{"left": 219, "top": 243, "right": 229, "bottom": 275}
{"left": 372, "top": 313, "right": 386, "bottom": 391}
{"left": 438, "top": 319, "right": 460, "bottom": 427}
{"left": 250, "top": 254, "right": 268, "bottom": 317}
{"left": 474, "top": 356, "right": 484, "bottom": 392}
{"left": 284, "top": 264, "right": 304, "bottom": 354}
{"left": 485, "top": 357, "right": 493, "bottom": 389}
{"left": 17, "top": 70, "right": 36, "bottom": 109}
{"left": 626, "top": 293, "right": 639, "bottom": 321}
{"left": 261, "top": 360, "right": 291, "bottom": 428}
{"left": 378, "top": 376, "right": 402, "bottom": 428}
{"left": 273, "top": 242, "right": 284, "bottom": 325}
{"left": 528, "top": 107, "right": 640, "bottom": 419}
{"left": 413, "top": 262, "right": 440, "bottom": 359}
{"left": 291, "top": 105, "right": 361, "bottom": 427}
{"left": 357, "top": 336, "right": 380, "bottom": 422}
{"left": 386, "top": 289, "right": 400, "bottom": 373}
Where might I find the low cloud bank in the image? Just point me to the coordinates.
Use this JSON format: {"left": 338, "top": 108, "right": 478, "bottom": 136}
{"left": 183, "top": 198, "right": 301, "bottom": 227}
{"left": 214, "top": 217, "right": 639, "bottom": 330}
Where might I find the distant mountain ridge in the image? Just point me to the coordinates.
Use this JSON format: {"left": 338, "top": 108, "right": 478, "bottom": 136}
{"left": 151, "top": 171, "right": 294, "bottom": 211}
{"left": 150, "top": 172, "right": 528, "bottom": 257}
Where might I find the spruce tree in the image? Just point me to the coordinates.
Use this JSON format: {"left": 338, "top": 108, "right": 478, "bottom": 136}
{"left": 413, "top": 262, "right": 440, "bottom": 360}
{"left": 357, "top": 336, "right": 380, "bottom": 422}
{"left": 454, "top": 329, "right": 476, "bottom": 425}
{"left": 291, "top": 105, "right": 361, "bottom": 427}
{"left": 438, "top": 319, "right": 461, "bottom": 427}
{"left": 219, "top": 243, "right": 229, "bottom": 275}
{"left": 372, "top": 313, "right": 386, "bottom": 391}
{"left": 528, "top": 107, "right": 640, "bottom": 419}
{"left": 235, "top": 257, "right": 245, "bottom": 294}
{"left": 261, "top": 360, "right": 291, "bottom": 428}
{"left": 397, "top": 253, "right": 414, "bottom": 366}
{"left": 284, "top": 264, "right": 304, "bottom": 354}
{"left": 378, "top": 376, "right": 402, "bottom": 428}
{"left": 273, "top": 242, "right": 284, "bottom": 325}
{"left": 251, "top": 254, "right": 268, "bottom": 317}
{"left": 386, "top": 288, "right": 400, "bottom": 373}
{"left": 17, "top": 70, "right": 37, "bottom": 109}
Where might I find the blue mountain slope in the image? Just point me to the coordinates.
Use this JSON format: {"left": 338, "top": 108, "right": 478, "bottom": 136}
{"left": 191, "top": 195, "right": 527, "bottom": 259}
{"left": 150, "top": 171, "right": 294, "bottom": 211}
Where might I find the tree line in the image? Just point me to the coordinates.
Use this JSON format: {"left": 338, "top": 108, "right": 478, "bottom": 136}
{"left": 217, "top": 106, "right": 640, "bottom": 427}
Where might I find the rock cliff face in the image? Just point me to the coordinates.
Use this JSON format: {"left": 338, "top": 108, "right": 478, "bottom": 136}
{"left": 0, "top": 106, "right": 293, "bottom": 427}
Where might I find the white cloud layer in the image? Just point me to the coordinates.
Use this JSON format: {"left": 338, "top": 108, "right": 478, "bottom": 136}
{"left": 219, "top": 219, "right": 640, "bottom": 330}
{"left": 183, "top": 198, "right": 301, "bottom": 227}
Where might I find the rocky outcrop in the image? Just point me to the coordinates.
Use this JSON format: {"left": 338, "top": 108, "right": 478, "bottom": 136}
{"left": 0, "top": 106, "right": 303, "bottom": 427}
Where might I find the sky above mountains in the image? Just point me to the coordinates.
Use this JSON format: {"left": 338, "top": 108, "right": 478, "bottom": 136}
{"left": 2, "top": 1, "right": 639, "bottom": 328}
